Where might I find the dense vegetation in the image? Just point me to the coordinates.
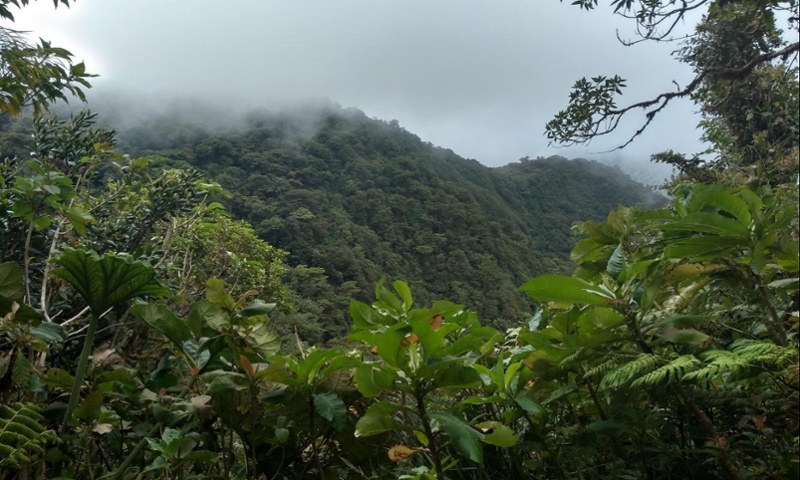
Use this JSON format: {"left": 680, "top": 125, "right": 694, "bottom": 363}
{"left": 0, "top": 1, "right": 797, "bottom": 480}
{"left": 103, "top": 105, "right": 660, "bottom": 335}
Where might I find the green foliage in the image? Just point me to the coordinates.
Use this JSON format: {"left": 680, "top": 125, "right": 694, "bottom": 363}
{"left": 51, "top": 248, "right": 169, "bottom": 314}
{"left": 0, "top": 402, "right": 58, "bottom": 470}
{"left": 545, "top": 75, "right": 626, "bottom": 146}
{"left": 346, "top": 281, "right": 520, "bottom": 478}
{"left": 517, "top": 181, "right": 799, "bottom": 479}
{"left": 119, "top": 107, "right": 663, "bottom": 332}
{"left": 0, "top": 1, "right": 92, "bottom": 116}
{"left": 0, "top": 1, "right": 797, "bottom": 479}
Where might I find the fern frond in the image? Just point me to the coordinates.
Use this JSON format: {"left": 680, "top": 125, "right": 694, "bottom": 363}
{"left": 584, "top": 358, "right": 617, "bottom": 381}
{"left": 682, "top": 350, "right": 749, "bottom": 385}
{"left": 559, "top": 350, "right": 584, "bottom": 368}
{"left": 631, "top": 355, "right": 700, "bottom": 388}
{"left": 730, "top": 339, "right": 797, "bottom": 366}
{"left": 11, "top": 353, "right": 36, "bottom": 390}
{"left": 599, "top": 353, "right": 660, "bottom": 390}
{"left": 0, "top": 402, "right": 57, "bottom": 470}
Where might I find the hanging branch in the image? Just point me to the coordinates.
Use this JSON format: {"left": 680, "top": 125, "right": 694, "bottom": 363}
{"left": 546, "top": 41, "right": 799, "bottom": 149}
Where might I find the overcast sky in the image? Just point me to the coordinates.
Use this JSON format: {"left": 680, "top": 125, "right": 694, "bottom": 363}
{"left": 15, "top": 0, "right": 706, "bottom": 167}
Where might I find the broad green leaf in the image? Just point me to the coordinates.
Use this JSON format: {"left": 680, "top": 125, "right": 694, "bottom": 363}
{"left": 410, "top": 314, "right": 450, "bottom": 361}
{"left": 42, "top": 368, "right": 74, "bottom": 389}
{"left": 514, "top": 392, "right": 547, "bottom": 417}
{"left": 658, "top": 315, "right": 711, "bottom": 329}
{"left": 639, "top": 274, "right": 663, "bottom": 311}
{"left": 520, "top": 275, "right": 610, "bottom": 306}
{"left": 205, "top": 278, "right": 235, "bottom": 311}
{"left": 131, "top": 304, "right": 190, "bottom": 346}
{"left": 355, "top": 365, "right": 397, "bottom": 397}
{"left": 0, "top": 299, "right": 42, "bottom": 325}
{"left": 197, "top": 336, "right": 231, "bottom": 372}
{"left": 474, "top": 364, "right": 499, "bottom": 389}
{"left": 393, "top": 280, "right": 413, "bottom": 309}
{"left": 664, "top": 235, "right": 743, "bottom": 260}
{"left": 543, "top": 384, "right": 579, "bottom": 404}
{"left": 73, "top": 390, "right": 103, "bottom": 423}
{"left": 375, "top": 279, "right": 403, "bottom": 314}
{"left": 65, "top": 205, "right": 94, "bottom": 236}
{"left": 274, "top": 427, "right": 290, "bottom": 443}
{"left": 663, "top": 263, "right": 727, "bottom": 285}
{"left": 504, "top": 361, "right": 522, "bottom": 391}
{"left": 131, "top": 158, "right": 151, "bottom": 168}
{"left": 0, "top": 262, "right": 24, "bottom": 300}
{"left": 33, "top": 215, "right": 51, "bottom": 231}
{"left": 431, "top": 413, "right": 483, "bottom": 463}
{"left": 297, "top": 349, "right": 344, "bottom": 385}
{"left": 578, "top": 307, "right": 625, "bottom": 333}
{"left": 245, "top": 323, "right": 281, "bottom": 359}
{"left": 751, "top": 240, "right": 767, "bottom": 274}
{"left": 657, "top": 329, "right": 711, "bottom": 345}
{"left": 187, "top": 300, "right": 225, "bottom": 336}
{"left": 355, "top": 412, "right": 400, "bottom": 437}
{"left": 462, "top": 394, "right": 505, "bottom": 405}
{"left": 239, "top": 300, "right": 275, "bottom": 317}
{"left": 51, "top": 248, "right": 168, "bottom": 314}
{"left": 206, "top": 372, "right": 248, "bottom": 394}
{"left": 349, "top": 324, "right": 410, "bottom": 369}
{"left": 661, "top": 212, "right": 750, "bottom": 238}
{"left": 606, "top": 243, "right": 625, "bottom": 279}
{"left": 636, "top": 208, "right": 677, "bottom": 222}
{"left": 431, "top": 364, "right": 481, "bottom": 390}
{"left": 313, "top": 392, "right": 347, "bottom": 430}
{"left": 688, "top": 184, "right": 752, "bottom": 228}
{"left": 476, "top": 421, "right": 518, "bottom": 447}
{"left": 29, "top": 322, "right": 66, "bottom": 343}
{"left": 349, "top": 299, "right": 377, "bottom": 330}
{"left": 572, "top": 239, "right": 616, "bottom": 265}
{"left": 12, "top": 201, "right": 33, "bottom": 220}
{"left": 768, "top": 277, "right": 799, "bottom": 289}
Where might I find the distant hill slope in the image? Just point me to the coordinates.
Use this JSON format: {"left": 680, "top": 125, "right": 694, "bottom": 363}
{"left": 0, "top": 104, "right": 664, "bottom": 332}
{"left": 112, "top": 103, "right": 662, "bottom": 330}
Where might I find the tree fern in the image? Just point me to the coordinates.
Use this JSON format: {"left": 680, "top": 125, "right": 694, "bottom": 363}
{"left": 599, "top": 353, "right": 660, "bottom": 390}
{"left": 682, "top": 341, "right": 798, "bottom": 385}
{"left": 631, "top": 355, "right": 699, "bottom": 389}
{"left": 583, "top": 357, "right": 617, "bottom": 381}
{"left": 0, "top": 403, "right": 57, "bottom": 470}
{"left": 11, "top": 353, "right": 39, "bottom": 392}
{"left": 729, "top": 339, "right": 797, "bottom": 366}
{"left": 682, "top": 350, "right": 749, "bottom": 385}
{"left": 558, "top": 349, "right": 585, "bottom": 369}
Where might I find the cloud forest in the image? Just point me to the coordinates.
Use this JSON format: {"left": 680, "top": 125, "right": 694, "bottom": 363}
{"left": 0, "top": 1, "right": 797, "bottom": 479}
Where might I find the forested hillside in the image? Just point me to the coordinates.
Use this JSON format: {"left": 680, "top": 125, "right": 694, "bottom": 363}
{"left": 97, "top": 104, "right": 661, "bottom": 332}
{"left": 1, "top": 1, "right": 797, "bottom": 479}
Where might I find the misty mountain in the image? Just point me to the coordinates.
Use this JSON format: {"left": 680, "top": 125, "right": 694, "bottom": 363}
{"left": 107, "top": 103, "right": 663, "bottom": 331}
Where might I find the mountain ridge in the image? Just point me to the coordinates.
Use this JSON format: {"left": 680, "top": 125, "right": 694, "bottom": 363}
{"left": 111, "top": 104, "right": 664, "bottom": 332}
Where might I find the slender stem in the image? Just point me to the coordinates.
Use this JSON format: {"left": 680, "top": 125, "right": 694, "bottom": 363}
{"left": 676, "top": 385, "right": 740, "bottom": 480}
{"left": 104, "top": 422, "right": 162, "bottom": 480}
{"left": 40, "top": 217, "right": 66, "bottom": 321}
{"left": 415, "top": 389, "right": 445, "bottom": 480}
{"left": 309, "top": 396, "right": 326, "bottom": 480}
{"left": 63, "top": 313, "right": 99, "bottom": 428}
{"left": 22, "top": 219, "right": 34, "bottom": 304}
{"left": 755, "top": 277, "right": 788, "bottom": 347}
